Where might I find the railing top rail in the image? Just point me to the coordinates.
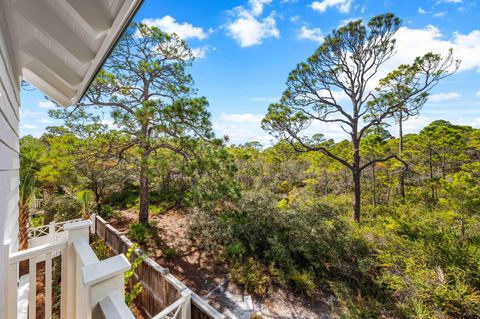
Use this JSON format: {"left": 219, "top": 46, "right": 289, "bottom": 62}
{"left": 9, "top": 240, "right": 67, "bottom": 263}
{"left": 83, "top": 254, "right": 131, "bottom": 287}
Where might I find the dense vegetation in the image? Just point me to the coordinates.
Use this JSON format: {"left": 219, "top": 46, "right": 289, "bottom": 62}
{"left": 20, "top": 16, "right": 480, "bottom": 318}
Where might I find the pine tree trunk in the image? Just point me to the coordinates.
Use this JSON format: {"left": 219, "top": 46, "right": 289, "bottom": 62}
{"left": 399, "top": 114, "right": 406, "bottom": 199}
{"left": 139, "top": 123, "right": 150, "bottom": 224}
{"left": 18, "top": 203, "right": 29, "bottom": 250}
{"left": 139, "top": 151, "right": 149, "bottom": 224}
{"left": 353, "top": 170, "right": 361, "bottom": 222}
{"left": 352, "top": 138, "right": 361, "bottom": 223}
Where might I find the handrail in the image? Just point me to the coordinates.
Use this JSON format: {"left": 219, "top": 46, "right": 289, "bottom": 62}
{"left": 9, "top": 240, "right": 67, "bottom": 263}
{"left": 83, "top": 254, "right": 131, "bottom": 287}
{"left": 99, "top": 292, "right": 136, "bottom": 319}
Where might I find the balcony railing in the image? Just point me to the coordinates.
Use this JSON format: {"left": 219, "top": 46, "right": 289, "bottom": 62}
{"left": 4, "top": 219, "right": 134, "bottom": 319}
{"left": 14, "top": 215, "right": 225, "bottom": 319}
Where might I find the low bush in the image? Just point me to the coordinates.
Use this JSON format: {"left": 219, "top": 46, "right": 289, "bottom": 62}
{"left": 229, "top": 257, "right": 271, "bottom": 296}
{"left": 225, "top": 242, "right": 245, "bottom": 261}
{"left": 43, "top": 194, "right": 82, "bottom": 223}
{"left": 191, "top": 189, "right": 480, "bottom": 317}
{"left": 128, "top": 222, "right": 158, "bottom": 246}
{"left": 90, "top": 237, "right": 112, "bottom": 260}
{"left": 99, "top": 205, "right": 114, "bottom": 219}
{"left": 288, "top": 270, "right": 316, "bottom": 297}
{"left": 163, "top": 247, "right": 177, "bottom": 259}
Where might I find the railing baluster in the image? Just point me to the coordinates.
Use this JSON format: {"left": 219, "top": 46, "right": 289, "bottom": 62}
{"left": 45, "top": 252, "right": 53, "bottom": 319}
{"left": 60, "top": 247, "right": 68, "bottom": 319}
{"left": 6, "top": 251, "right": 18, "bottom": 319}
{"left": 29, "top": 256, "right": 37, "bottom": 319}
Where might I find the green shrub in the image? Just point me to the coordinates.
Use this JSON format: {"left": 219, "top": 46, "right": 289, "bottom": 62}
{"left": 90, "top": 237, "right": 112, "bottom": 260}
{"left": 29, "top": 215, "right": 44, "bottom": 227}
{"left": 229, "top": 257, "right": 271, "bottom": 296}
{"left": 288, "top": 270, "right": 316, "bottom": 297}
{"left": 99, "top": 205, "right": 114, "bottom": 219}
{"left": 148, "top": 205, "right": 165, "bottom": 216}
{"left": 128, "top": 222, "right": 157, "bottom": 246}
{"left": 43, "top": 194, "right": 82, "bottom": 223}
{"left": 163, "top": 247, "right": 177, "bottom": 259}
{"left": 225, "top": 242, "right": 245, "bottom": 261}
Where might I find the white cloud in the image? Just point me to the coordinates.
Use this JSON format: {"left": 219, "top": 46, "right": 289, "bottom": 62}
{"left": 311, "top": 0, "right": 353, "bottom": 13}
{"left": 476, "top": 90, "right": 480, "bottom": 97}
{"left": 371, "top": 26, "right": 480, "bottom": 88}
{"left": 429, "top": 92, "right": 461, "bottom": 102}
{"left": 418, "top": 7, "right": 427, "bottom": 14}
{"left": 439, "top": 0, "right": 462, "bottom": 3}
{"left": 142, "top": 16, "right": 208, "bottom": 40}
{"left": 191, "top": 46, "right": 214, "bottom": 59}
{"left": 248, "top": 0, "right": 272, "bottom": 16}
{"left": 298, "top": 26, "right": 324, "bottom": 43}
{"left": 225, "top": 2, "right": 280, "bottom": 47}
{"left": 433, "top": 11, "right": 447, "bottom": 17}
{"left": 214, "top": 112, "right": 272, "bottom": 145}
{"left": 39, "top": 118, "right": 50, "bottom": 124}
{"left": 38, "top": 100, "right": 55, "bottom": 109}
{"left": 338, "top": 17, "right": 362, "bottom": 27}
{"left": 290, "top": 15, "right": 300, "bottom": 23}
{"left": 22, "top": 124, "right": 37, "bottom": 129}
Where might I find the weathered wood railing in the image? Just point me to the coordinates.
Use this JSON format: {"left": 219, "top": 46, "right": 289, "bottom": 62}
{"left": 94, "top": 215, "right": 225, "bottom": 319}
{"left": 4, "top": 219, "right": 134, "bottom": 319}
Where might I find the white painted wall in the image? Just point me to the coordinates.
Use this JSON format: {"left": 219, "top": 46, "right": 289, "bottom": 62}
{"left": 0, "top": 0, "right": 20, "bottom": 314}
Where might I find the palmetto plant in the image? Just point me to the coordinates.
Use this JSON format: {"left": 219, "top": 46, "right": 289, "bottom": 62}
{"left": 75, "top": 190, "right": 94, "bottom": 219}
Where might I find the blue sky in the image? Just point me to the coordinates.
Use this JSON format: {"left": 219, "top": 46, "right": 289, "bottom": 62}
{"left": 20, "top": 0, "right": 480, "bottom": 145}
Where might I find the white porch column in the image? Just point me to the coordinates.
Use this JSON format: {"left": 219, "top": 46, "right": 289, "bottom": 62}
{"left": 64, "top": 220, "right": 92, "bottom": 319}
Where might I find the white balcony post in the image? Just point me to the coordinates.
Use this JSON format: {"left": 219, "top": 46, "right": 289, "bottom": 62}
{"left": 49, "top": 222, "right": 55, "bottom": 242}
{"left": 90, "top": 214, "right": 96, "bottom": 234}
{"left": 82, "top": 254, "right": 131, "bottom": 319}
{"left": 181, "top": 289, "right": 192, "bottom": 319}
{"left": 64, "top": 220, "right": 92, "bottom": 319}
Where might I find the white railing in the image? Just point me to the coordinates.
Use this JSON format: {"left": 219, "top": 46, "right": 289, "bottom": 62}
{"left": 28, "top": 218, "right": 84, "bottom": 240}
{"left": 4, "top": 218, "right": 134, "bottom": 319}
{"left": 5, "top": 240, "right": 68, "bottom": 319}
{"left": 27, "top": 218, "right": 85, "bottom": 248}
{"left": 153, "top": 289, "right": 192, "bottom": 319}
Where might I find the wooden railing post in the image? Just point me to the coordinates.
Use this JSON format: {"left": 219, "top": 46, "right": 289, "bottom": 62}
{"left": 64, "top": 220, "right": 92, "bottom": 319}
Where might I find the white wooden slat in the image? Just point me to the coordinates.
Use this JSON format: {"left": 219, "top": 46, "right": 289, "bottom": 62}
{"left": 60, "top": 247, "right": 67, "bottom": 319}
{"left": 45, "top": 252, "right": 53, "bottom": 319}
{"left": 7, "top": 261, "right": 18, "bottom": 319}
{"left": 29, "top": 257, "right": 37, "bottom": 319}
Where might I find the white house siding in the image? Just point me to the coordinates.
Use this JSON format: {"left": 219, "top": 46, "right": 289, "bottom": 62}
{"left": 0, "top": 2, "right": 20, "bottom": 314}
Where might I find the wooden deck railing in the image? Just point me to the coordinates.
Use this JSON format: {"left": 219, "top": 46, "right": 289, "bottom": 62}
{"left": 93, "top": 215, "right": 225, "bottom": 319}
